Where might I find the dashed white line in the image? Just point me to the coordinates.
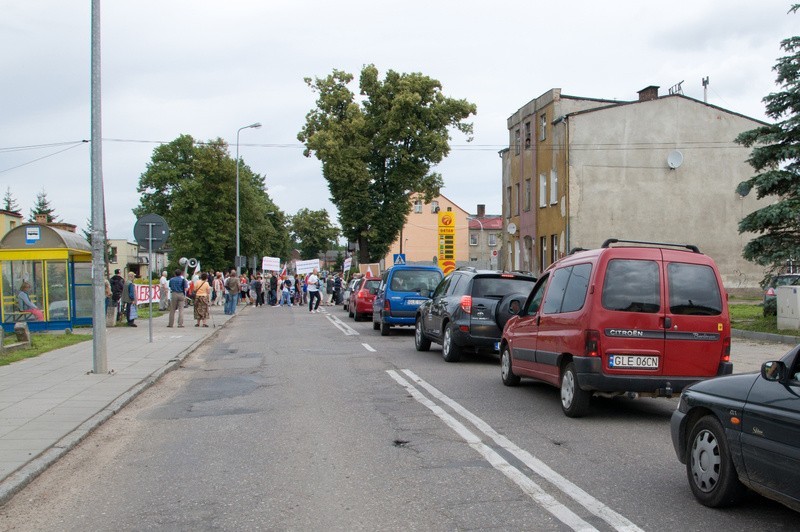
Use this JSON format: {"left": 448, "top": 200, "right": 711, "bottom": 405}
{"left": 325, "top": 314, "right": 359, "bottom": 336}
{"left": 362, "top": 343, "right": 376, "bottom": 352}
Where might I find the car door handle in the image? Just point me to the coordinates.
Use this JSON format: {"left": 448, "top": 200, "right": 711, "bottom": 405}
{"left": 663, "top": 317, "right": 672, "bottom": 329}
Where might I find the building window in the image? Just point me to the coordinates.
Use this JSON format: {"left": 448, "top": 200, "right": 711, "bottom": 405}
{"left": 524, "top": 178, "right": 531, "bottom": 211}
{"left": 540, "top": 113, "right": 547, "bottom": 141}
{"left": 470, "top": 233, "right": 478, "bottom": 246}
{"left": 431, "top": 200, "right": 439, "bottom": 213}
{"left": 550, "top": 170, "right": 558, "bottom": 205}
{"left": 524, "top": 121, "right": 531, "bottom": 149}
{"left": 414, "top": 199, "right": 422, "bottom": 213}
{"left": 539, "top": 174, "right": 547, "bottom": 208}
{"left": 551, "top": 234, "right": 559, "bottom": 264}
{"left": 470, "top": 257, "right": 478, "bottom": 262}
{"left": 505, "top": 186, "right": 512, "bottom": 218}
{"left": 540, "top": 236, "right": 548, "bottom": 271}
{"left": 514, "top": 183, "right": 520, "bottom": 215}
{"left": 514, "top": 129, "right": 521, "bottom": 155}
{"left": 109, "top": 246, "right": 118, "bottom": 264}
{"left": 488, "top": 234, "right": 497, "bottom": 247}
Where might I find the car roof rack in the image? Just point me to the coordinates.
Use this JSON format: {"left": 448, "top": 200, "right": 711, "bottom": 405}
{"left": 601, "top": 238, "right": 700, "bottom": 254}
{"left": 568, "top": 247, "right": 588, "bottom": 255}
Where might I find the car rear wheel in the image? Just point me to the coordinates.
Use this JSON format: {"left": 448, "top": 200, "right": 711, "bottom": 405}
{"left": 415, "top": 318, "right": 431, "bottom": 351}
{"left": 373, "top": 319, "right": 380, "bottom": 330}
{"left": 686, "top": 415, "right": 746, "bottom": 507}
{"left": 348, "top": 306, "right": 354, "bottom": 318}
{"left": 560, "top": 363, "right": 590, "bottom": 417}
{"left": 500, "top": 347, "right": 520, "bottom": 386}
{"left": 441, "top": 324, "right": 462, "bottom": 362}
{"left": 380, "top": 316, "right": 391, "bottom": 336}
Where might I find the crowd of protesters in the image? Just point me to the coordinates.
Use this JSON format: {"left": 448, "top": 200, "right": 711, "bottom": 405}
{"left": 107, "top": 267, "right": 349, "bottom": 326}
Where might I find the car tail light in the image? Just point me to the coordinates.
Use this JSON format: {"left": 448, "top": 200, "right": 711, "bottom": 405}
{"left": 460, "top": 295, "right": 472, "bottom": 314}
{"left": 585, "top": 329, "right": 600, "bottom": 357}
{"left": 384, "top": 299, "right": 391, "bottom": 312}
{"left": 766, "top": 287, "right": 776, "bottom": 297}
{"left": 721, "top": 336, "right": 731, "bottom": 363}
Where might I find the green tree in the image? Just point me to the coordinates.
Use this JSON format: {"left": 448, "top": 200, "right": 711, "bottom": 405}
{"left": 736, "top": 5, "right": 800, "bottom": 271}
{"left": 3, "top": 187, "right": 19, "bottom": 212}
{"left": 290, "top": 208, "right": 340, "bottom": 259}
{"left": 28, "top": 188, "right": 59, "bottom": 222}
{"left": 298, "top": 65, "right": 476, "bottom": 262}
{"left": 134, "top": 135, "right": 290, "bottom": 272}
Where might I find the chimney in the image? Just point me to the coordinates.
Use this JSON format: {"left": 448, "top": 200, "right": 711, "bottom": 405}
{"left": 637, "top": 86, "right": 659, "bottom": 102}
{"left": 477, "top": 204, "right": 486, "bottom": 217}
{"left": 35, "top": 214, "right": 48, "bottom": 224}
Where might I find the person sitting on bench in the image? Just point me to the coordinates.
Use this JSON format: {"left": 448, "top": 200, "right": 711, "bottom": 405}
{"left": 17, "top": 282, "right": 43, "bottom": 321}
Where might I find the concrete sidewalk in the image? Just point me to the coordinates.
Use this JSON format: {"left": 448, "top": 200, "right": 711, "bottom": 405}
{"left": 0, "top": 303, "right": 238, "bottom": 505}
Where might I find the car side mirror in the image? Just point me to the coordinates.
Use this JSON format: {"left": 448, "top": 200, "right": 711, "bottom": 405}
{"left": 761, "top": 360, "right": 786, "bottom": 382}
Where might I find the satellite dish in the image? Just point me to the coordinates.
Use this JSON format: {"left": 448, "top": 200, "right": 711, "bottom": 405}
{"left": 507, "top": 222, "right": 517, "bottom": 235}
{"left": 667, "top": 150, "right": 683, "bottom": 169}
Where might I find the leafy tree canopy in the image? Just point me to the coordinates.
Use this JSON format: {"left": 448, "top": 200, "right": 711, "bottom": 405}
{"left": 298, "top": 65, "right": 476, "bottom": 262}
{"left": 736, "top": 5, "right": 800, "bottom": 271}
{"left": 290, "top": 208, "right": 340, "bottom": 260}
{"left": 134, "top": 135, "right": 290, "bottom": 272}
{"left": 28, "top": 188, "right": 59, "bottom": 222}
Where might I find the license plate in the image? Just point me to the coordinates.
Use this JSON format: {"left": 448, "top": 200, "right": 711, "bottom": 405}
{"left": 608, "top": 355, "right": 659, "bottom": 370}
{"left": 407, "top": 299, "right": 426, "bottom": 305}
{"left": 493, "top": 341, "right": 500, "bottom": 352}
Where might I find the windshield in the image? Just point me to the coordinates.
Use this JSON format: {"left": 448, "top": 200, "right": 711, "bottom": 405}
{"left": 390, "top": 270, "right": 442, "bottom": 293}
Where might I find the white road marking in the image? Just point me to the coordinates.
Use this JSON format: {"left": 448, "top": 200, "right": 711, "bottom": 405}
{"left": 325, "top": 314, "right": 359, "bottom": 336}
{"left": 386, "top": 370, "right": 597, "bottom": 532}
{"left": 362, "top": 343, "right": 376, "bottom": 352}
{"left": 399, "top": 369, "right": 643, "bottom": 532}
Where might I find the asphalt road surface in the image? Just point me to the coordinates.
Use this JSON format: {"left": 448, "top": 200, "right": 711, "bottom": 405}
{"left": 0, "top": 304, "right": 796, "bottom": 531}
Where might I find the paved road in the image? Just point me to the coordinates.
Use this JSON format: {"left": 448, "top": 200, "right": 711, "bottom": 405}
{"left": 0, "top": 304, "right": 795, "bottom": 530}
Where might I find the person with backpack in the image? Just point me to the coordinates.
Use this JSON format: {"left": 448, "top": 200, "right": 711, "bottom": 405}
{"left": 109, "top": 269, "right": 125, "bottom": 323}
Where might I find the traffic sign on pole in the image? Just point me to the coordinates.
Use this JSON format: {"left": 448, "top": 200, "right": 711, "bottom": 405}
{"left": 393, "top": 253, "right": 406, "bottom": 266}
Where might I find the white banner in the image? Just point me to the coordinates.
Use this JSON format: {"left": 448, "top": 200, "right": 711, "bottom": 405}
{"left": 135, "top": 284, "right": 161, "bottom": 305}
{"left": 295, "top": 258, "right": 321, "bottom": 275}
{"left": 262, "top": 256, "right": 281, "bottom": 271}
{"left": 343, "top": 257, "right": 352, "bottom": 272}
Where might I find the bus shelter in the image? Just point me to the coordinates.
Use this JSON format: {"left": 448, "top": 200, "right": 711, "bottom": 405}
{"left": 0, "top": 224, "right": 93, "bottom": 332}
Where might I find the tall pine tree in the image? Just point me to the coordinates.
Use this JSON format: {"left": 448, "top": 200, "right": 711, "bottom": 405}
{"left": 736, "top": 5, "right": 800, "bottom": 271}
{"left": 3, "top": 187, "right": 20, "bottom": 213}
{"left": 28, "top": 189, "right": 59, "bottom": 222}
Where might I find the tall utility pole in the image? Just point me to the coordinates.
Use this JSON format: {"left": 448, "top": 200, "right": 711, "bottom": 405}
{"left": 235, "top": 122, "right": 261, "bottom": 274}
{"left": 90, "top": 0, "right": 107, "bottom": 374}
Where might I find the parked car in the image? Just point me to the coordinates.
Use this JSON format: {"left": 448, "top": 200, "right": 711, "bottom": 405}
{"left": 349, "top": 276, "right": 380, "bottom": 321}
{"left": 342, "top": 277, "right": 360, "bottom": 312}
{"left": 670, "top": 345, "right": 800, "bottom": 512}
{"left": 500, "top": 238, "right": 733, "bottom": 417}
{"left": 415, "top": 268, "right": 536, "bottom": 362}
{"left": 763, "top": 273, "right": 800, "bottom": 316}
{"left": 373, "top": 265, "right": 443, "bottom": 336}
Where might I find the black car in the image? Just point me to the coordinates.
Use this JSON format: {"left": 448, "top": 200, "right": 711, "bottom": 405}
{"left": 414, "top": 268, "right": 536, "bottom": 362}
{"left": 670, "top": 345, "right": 800, "bottom": 512}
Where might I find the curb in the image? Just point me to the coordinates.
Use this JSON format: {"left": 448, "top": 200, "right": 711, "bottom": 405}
{"left": 0, "top": 316, "right": 232, "bottom": 506}
{"left": 732, "top": 328, "right": 800, "bottom": 346}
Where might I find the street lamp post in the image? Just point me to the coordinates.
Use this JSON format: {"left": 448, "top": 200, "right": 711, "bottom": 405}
{"left": 470, "top": 216, "right": 486, "bottom": 268}
{"left": 235, "top": 122, "right": 261, "bottom": 274}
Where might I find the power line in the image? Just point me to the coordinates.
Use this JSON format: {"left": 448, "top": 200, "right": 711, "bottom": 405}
{"left": 0, "top": 141, "right": 88, "bottom": 174}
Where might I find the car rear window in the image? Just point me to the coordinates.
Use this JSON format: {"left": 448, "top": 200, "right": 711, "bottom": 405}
{"left": 471, "top": 277, "right": 535, "bottom": 299}
{"left": 364, "top": 280, "right": 381, "bottom": 293}
{"left": 602, "top": 259, "right": 660, "bottom": 313}
{"left": 772, "top": 275, "right": 800, "bottom": 288}
{"left": 667, "top": 263, "right": 722, "bottom": 316}
{"left": 390, "top": 270, "right": 442, "bottom": 293}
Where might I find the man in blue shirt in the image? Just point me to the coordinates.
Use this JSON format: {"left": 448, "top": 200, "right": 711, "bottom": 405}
{"left": 167, "top": 269, "right": 188, "bottom": 327}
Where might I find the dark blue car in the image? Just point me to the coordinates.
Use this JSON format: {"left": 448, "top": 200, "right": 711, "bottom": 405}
{"left": 373, "top": 265, "right": 443, "bottom": 336}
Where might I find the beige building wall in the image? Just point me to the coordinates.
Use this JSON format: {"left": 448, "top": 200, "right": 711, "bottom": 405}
{"left": 0, "top": 211, "right": 23, "bottom": 238}
{"left": 383, "top": 194, "right": 469, "bottom": 269}
{"left": 567, "top": 95, "right": 766, "bottom": 290}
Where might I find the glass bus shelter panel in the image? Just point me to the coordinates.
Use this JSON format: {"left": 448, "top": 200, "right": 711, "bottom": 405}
{"left": 47, "top": 261, "right": 70, "bottom": 321}
{"left": 73, "top": 263, "right": 93, "bottom": 319}
{"left": 2, "top": 260, "right": 44, "bottom": 323}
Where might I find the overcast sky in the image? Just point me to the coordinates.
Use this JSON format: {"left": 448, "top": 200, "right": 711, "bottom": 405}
{"left": 1, "top": 1, "right": 796, "bottom": 241}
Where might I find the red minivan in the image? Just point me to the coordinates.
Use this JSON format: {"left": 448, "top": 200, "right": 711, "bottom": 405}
{"left": 349, "top": 276, "right": 381, "bottom": 321}
{"left": 500, "top": 239, "right": 732, "bottom": 417}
